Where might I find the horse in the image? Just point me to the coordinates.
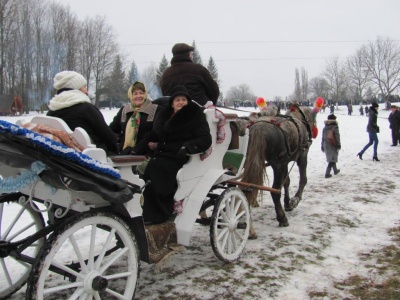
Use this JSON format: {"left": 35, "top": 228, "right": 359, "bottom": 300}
{"left": 239, "top": 103, "right": 319, "bottom": 239}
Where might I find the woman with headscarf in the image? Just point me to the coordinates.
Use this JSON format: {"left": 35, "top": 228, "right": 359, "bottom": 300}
{"left": 357, "top": 102, "right": 380, "bottom": 161}
{"left": 142, "top": 85, "right": 212, "bottom": 224}
{"left": 47, "top": 70, "right": 118, "bottom": 155}
{"left": 321, "top": 114, "right": 341, "bottom": 178}
{"left": 109, "top": 81, "right": 161, "bottom": 156}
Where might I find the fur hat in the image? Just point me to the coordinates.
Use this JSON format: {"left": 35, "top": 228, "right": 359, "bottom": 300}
{"left": 53, "top": 71, "right": 87, "bottom": 90}
{"left": 327, "top": 114, "right": 337, "bottom": 120}
{"left": 169, "top": 85, "right": 192, "bottom": 105}
{"left": 172, "top": 43, "right": 194, "bottom": 55}
{"left": 371, "top": 102, "right": 379, "bottom": 108}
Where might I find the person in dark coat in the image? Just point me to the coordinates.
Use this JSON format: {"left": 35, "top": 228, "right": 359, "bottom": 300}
{"left": 47, "top": 71, "right": 118, "bottom": 155}
{"left": 142, "top": 86, "right": 212, "bottom": 223}
{"left": 357, "top": 102, "right": 380, "bottom": 161}
{"left": 388, "top": 105, "right": 400, "bottom": 146}
{"left": 160, "top": 43, "right": 220, "bottom": 106}
{"left": 321, "top": 114, "right": 341, "bottom": 178}
{"left": 109, "top": 81, "right": 161, "bottom": 156}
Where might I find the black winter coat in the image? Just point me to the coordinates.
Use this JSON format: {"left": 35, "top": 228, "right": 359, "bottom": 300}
{"left": 366, "top": 107, "right": 379, "bottom": 133}
{"left": 109, "top": 101, "right": 161, "bottom": 156}
{"left": 389, "top": 110, "right": 400, "bottom": 130}
{"left": 160, "top": 54, "right": 220, "bottom": 106}
{"left": 142, "top": 102, "right": 212, "bottom": 223}
{"left": 47, "top": 102, "right": 118, "bottom": 155}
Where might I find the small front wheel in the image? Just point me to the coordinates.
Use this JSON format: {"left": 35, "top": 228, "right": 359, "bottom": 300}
{"left": 210, "top": 187, "right": 250, "bottom": 262}
{"left": 27, "top": 210, "right": 140, "bottom": 300}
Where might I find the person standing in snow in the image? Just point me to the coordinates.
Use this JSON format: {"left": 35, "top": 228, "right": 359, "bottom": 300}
{"left": 321, "top": 114, "right": 341, "bottom": 178}
{"left": 388, "top": 104, "right": 400, "bottom": 146}
{"left": 47, "top": 71, "right": 118, "bottom": 155}
{"left": 357, "top": 102, "right": 380, "bottom": 161}
{"left": 160, "top": 43, "right": 220, "bottom": 106}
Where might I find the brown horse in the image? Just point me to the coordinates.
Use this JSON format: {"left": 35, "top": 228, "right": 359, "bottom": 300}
{"left": 240, "top": 104, "right": 319, "bottom": 238}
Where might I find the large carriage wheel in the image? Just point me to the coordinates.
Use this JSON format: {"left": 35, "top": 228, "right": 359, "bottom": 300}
{"left": 210, "top": 187, "right": 250, "bottom": 262}
{"left": 0, "top": 199, "right": 45, "bottom": 299}
{"left": 26, "top": 211, "right": 139, "bottom": 300}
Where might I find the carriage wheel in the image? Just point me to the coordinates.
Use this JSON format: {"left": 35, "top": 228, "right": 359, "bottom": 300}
{"left": 26, "top": 211, "right": 139, "bottom": 300}
{"left": 0, "top": 199, "right": 45, "bottom": 299}
{"left": 210, "top": 187, "right": 250, "bottom": 262}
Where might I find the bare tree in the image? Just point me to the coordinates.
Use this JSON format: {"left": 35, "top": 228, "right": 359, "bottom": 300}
{"left": 309, "top": 76, "right": 330, "bottom": 101}
{"left": 140, "top": 64, "right": 161, "bottom": 99}
{"left": 294, "top": 68, "right": 301, "bottom": 101}
{"left": 225, "top": 83, "right": 255, "bottom": 105}
{"left": 322, "top": 56, "right": 348, "bottom": 105}
{"left": 301, "top": 67, "right": 309, "bottom": 103}
{"left": 361, "top": 36, "right": 400, "bottom": 98}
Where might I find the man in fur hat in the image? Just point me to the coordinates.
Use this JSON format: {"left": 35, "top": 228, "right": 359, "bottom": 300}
{"left": 160, "top": 43, "right": 220, "bottom": 106}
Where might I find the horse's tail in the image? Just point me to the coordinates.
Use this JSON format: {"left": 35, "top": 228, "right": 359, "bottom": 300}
{"left": 241, "top": 122, "right": 268, "bottom": 207}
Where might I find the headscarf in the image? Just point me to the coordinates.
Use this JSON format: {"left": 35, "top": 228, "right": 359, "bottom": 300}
{"left": 123, "top": 82, "right": 148, "bottom": 150}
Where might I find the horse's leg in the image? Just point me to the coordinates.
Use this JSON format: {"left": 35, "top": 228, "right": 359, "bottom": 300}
{"left": 282, "top": 168, "right": 293, "bottom": 211}
{"left": 271, "top": 165, "right": 289, "bottom": 227}
{"left": 290, "top": 151, "right": 308, "bottom": 208}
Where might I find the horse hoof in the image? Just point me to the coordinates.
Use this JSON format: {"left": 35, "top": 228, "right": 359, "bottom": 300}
{"left": 288, "top": 197, "right": 300, "bottom": 209}
{"left": 248, "top": 233, "right": 258, "bottom": 240}
{"left": 279, "top": 221, "right": 289, "bottom": 227}
{"left": 284, "top": 206, "right": 293, "bottom": 212}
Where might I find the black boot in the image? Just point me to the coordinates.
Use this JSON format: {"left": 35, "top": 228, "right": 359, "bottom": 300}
{"left": 325, "top": 165, "right": 332, "bottom": 178}
{"left": 332, "top": 163, "right": 340, "bottom": 175}
{"left": 357, "top": 152, "right": 363, "bottom": 160}
{"left": 373, "top": 156, "right": 380, "bottom": 161}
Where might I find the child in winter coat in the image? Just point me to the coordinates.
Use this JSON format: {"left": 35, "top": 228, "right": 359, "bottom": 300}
{"left": 321, "top": 114, "right": 341, "bottom": 178}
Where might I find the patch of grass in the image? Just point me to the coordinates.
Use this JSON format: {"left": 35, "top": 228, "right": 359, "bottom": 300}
{"left": 336, "top": 216, "right": 358, "bottom": 228}
{"left": 353, "top": 196, "right": 376, "bottom": 204}
{"left": 332, "top": 226, "right": 400, "bottom": 299}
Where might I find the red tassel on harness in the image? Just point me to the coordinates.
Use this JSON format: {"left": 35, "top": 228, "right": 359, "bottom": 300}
{"left": 312, "top": 125, "right": 318, "bottom": 139}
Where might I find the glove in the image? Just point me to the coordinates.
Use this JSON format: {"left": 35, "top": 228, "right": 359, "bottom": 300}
{"left": 321, "top": 146, "right": 324, "bottom": 153}
{"left": 120, "top": 146, "right": 135, "bottom": 155}
{"left": 337, "top": 145, "right": 341, "bottom": 150}
{"left": 176, "top": 146, "right": 188, "bottom": 165}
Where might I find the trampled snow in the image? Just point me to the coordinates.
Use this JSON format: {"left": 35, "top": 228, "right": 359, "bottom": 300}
{"left": 2, "top": 103, "right": 400, "bottom": 299}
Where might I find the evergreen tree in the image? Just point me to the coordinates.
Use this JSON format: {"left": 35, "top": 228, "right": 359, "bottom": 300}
{"left": 191, "top": 40, "right": 203, "bottom": 65}
{"left": 207, "top": 56, "right": 219, "bottom": 84}
{"left": 156, "top": 54, "right": 169, "bottom": 83}
{"left": 104, "top": 55, "right": 127, "bottom": 108}
{"left": 155, "top": 54, "right": 169, "bottom": 96}
{"left": 127, "top": 60, "right": 140, "bottom": 84}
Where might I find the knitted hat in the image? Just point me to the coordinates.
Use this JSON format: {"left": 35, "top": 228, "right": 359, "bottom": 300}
{"left": 53, "top": 71, "right": 87, "bottom": 90}
{"left": 371, "top": 102, "right": 379, "bottom": 108}
{"left": 327, "top": 114, "right": 337, "bottom": 120}
{"left": 172, "top": 43, "right": 194, "bottom": 55}
{"left": 169, "top": 85, "right": 192, "bottom": 105}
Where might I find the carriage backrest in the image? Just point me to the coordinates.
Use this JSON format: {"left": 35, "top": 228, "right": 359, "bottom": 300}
{"left": 174, "top": 109, "right": 242, "bottom": 200}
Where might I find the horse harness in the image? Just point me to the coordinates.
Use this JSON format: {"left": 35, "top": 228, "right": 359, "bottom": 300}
{"left": 250, "top": 106, "right": 312, "bottom": 161}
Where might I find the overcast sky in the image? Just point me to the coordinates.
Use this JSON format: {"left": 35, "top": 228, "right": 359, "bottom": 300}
{"left": 56, "top": 0, "right": 400, "bottom": 100}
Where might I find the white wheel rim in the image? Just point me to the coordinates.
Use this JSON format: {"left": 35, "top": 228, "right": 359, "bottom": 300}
{"left": 35, "top": 213, "right": 138, "bottom": 300}
{"left": 0, "top": 201, "right": 44, "bottom": 298}
{"left": 212, "top": 188, "right": 250, "bottom": 262}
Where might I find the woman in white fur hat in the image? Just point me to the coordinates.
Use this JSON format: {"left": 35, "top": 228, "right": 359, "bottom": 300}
{"left": 47, "top": 70, "right": 118, "bottom": 155}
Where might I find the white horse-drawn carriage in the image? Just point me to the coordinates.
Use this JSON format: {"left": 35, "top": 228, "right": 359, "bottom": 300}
{"left": 0, "top": 108, "right": 251, "bottom": 299}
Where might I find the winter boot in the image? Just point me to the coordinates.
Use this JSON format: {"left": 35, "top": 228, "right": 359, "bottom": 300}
{"left": 333, "top": 163, "right": 340, "bottom": 175}
{"left": 325, "top": 166, "right": 332, "bottom": 178}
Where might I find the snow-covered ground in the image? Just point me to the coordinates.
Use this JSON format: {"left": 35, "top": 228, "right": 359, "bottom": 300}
{"left": 2, "top": 103, "right": 400, "bottom": 299}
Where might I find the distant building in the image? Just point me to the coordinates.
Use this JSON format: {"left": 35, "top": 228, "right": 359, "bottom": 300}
{"left": 0, "top": 95, "right": 25, "bottom": 116}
